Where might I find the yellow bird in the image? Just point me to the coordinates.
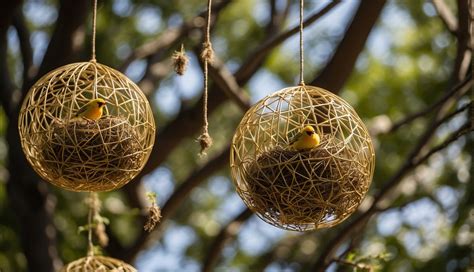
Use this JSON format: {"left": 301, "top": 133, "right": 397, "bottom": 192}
{"left": 289, "top": 125, "right": 321, "bottom": 150}
{"left": 74, "top": 98, "right": 106, "bottom": 120}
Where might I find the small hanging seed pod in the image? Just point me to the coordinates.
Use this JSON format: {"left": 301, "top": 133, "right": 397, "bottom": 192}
{"left": 18, "top": 61, "right": 156, "bottom": 192}
{"left": 61, "top": 255, "right": 137, "bottom": 272}
{"left": 230, "top": 85, "right": 375, "bottom": 231}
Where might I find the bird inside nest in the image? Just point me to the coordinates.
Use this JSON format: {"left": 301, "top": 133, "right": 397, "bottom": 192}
{"left": 74, "top": 98, "right": 107, "bottom": 121}
{"left": 288, "top": 125, "right": 321, "bottom": 150}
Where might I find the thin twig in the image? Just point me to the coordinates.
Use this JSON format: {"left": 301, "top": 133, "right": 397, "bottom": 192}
{"left": 415, "top": 122, "right": 471, "bottom": 166}
{"left": 388, "top": 75, "right": 472, "bottom": 133}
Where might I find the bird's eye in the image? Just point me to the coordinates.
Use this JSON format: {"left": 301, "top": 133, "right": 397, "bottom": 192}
{"left": 306, "top": 131, "right": 312, "bottom": 136}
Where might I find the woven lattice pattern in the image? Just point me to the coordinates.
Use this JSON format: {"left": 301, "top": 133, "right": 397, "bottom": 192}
{"left": 61, "top": 256, "right": 137, "bottom": 272}
{"left": 230, "top": 85, "right": 375, "bottom": 231}
{"left": 19, "top": 61, "right": 155, "bottom": 192}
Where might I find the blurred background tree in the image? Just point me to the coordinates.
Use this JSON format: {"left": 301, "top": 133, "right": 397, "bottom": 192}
{"left": 0, "top": 0, "right": 471, "bottom": 271}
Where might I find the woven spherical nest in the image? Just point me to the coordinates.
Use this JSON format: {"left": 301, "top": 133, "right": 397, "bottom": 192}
{"left": 231, "top": 85, "right": 375, "bottom": 231}
{"left": 61, "top": 256, "right": 137, "bottom": 272}
{"left": 19, "top": 61, "right": 155, "bottom": 192}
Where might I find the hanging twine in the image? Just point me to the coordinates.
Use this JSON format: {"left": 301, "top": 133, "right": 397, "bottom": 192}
{"left": 144, "top": 192, "right": 162, "bottom": 232}
{"left": 172, "top": 44, "right": 190, "bottom": 75}
{"left": 86, "top": 193, "right": 95, "bottom": 256}
{"left": 299, "top": 0, "right": 305, "bottom": 86}
{"left": 85, "top": 192, "right": 109, "bottom": 256}
{"left": 197, "top": 0, "right": 214, "bottom": 156}
{"left": 91, "top": 0, "right": 98, "bottom": 62}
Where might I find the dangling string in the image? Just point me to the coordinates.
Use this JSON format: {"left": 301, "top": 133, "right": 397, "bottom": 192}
{"left": 87, "top": 192, "right": 94, "bottom": 256}
{"left": 299, "top": 0, "right": 305, "bottom": 86}
{"left": 91, "top": 0, "right": 98, "bottom": 62}
{"left": 85, "top": 192, "right": 108, "bottom": 256}
{"left": 198, "top": 0, "right": 214, "bottom": 156}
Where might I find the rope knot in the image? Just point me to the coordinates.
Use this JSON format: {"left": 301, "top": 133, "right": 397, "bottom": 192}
{"left": 144, "top": 192, "right": 162, "bottom": 232}
{"left": 201, "top": 41, "right": 214, "bottom": 64}
{"left": 197, "top": 132, "right": 213, "bottom": 157}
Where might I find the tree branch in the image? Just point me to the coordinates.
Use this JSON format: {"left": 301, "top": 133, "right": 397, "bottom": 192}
{"left": 452, "top": 0, "right": 470, "bottom": 82}
{"left": 311, "top": 0, "right": 387, "bottom": 92}
{"left": 202, "top": 208, "right": 253, "bottom": 272}
{"left": 161, "top": 149, "right": 230, "bottom": 223}
{"left": 387, "top": 75, "right": 472, "bottom": 133}
{"left": 2, "top": 3, "right": 64, "bottom": 272}
{"left": 201, "top": 3, "right": 342, "bottom": 113}
{"left": 415, "top": 122, "right": 471, "bottom": 166}
{"left": 204, "top": 54, "right": 252, "bottom": 111}
{"left": 236, "top": 1, "right": 342, "bottom": 83}
{"left": 0, "top": 29, "right": 13, "bottom": 117}
{"left": 3, "top": 1, "right": 90, "bottom": 271}
{"left": 109, "top": 148, "right": 231, "bottom": 261}
{"left": 33, "top": 0, "right": 89, "bottom": 87}
{"left": 432, "top": 0, "right": 458, "bottom": 35}
{"left": 249, "top": 233, "right": 306, "bottom": 271}
{"left": 311, "top": 4, "right": 470, "bottom": 265}
{"left": 12, "top": 9, "right": 34, "bottom": 89}
{"left": 0, "top": 0, "right": 21, "bottom": 118}
{"left": 138, "top": 0, "right": 338, "bottom": 178}
{"left": 311, "top": 84, "right": 470, "bottom": 271}
{"left": 119, "top": 0, "right": 233, "bottom": 72}
{"left": 137, "top": 56, "right": 172, "bottom": 96}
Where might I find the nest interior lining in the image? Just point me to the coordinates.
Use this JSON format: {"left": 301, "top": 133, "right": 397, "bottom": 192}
{"left": 242, "top": 137, "right": 369, "bottom": 230}
{"left": 39, "top": 116, "right": 145, "bottom": 191}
